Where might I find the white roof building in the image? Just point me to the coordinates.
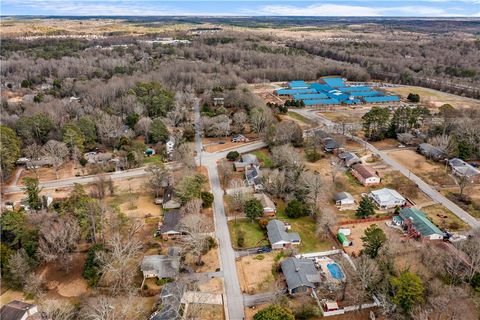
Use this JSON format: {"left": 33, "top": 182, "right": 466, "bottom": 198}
{"left": 369, "top": 188, "right": 406, "bottom": 210}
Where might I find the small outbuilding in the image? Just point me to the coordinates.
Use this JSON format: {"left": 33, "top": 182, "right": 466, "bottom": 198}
{"left": 333, "top": 192, "right": 355, "bottom": 210}
{"left": 338, "top": 151, "right": 361, "bottom": 167}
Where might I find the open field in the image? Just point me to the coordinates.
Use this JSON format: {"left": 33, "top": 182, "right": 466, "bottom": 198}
{"left": 421, "top": 204, "right": 469, "bottom": 231}
{"left": 186, "top": 304, "right": 225, "bottom": 320}
{"left": 236, "top": 252, "right": 280, "bottom": 294}
{"left": 336, "top": 221, "right": 395, "bottom": 256}
{"left": 388, "top": 85, "right": 480, "bottom": 110}
{"left": 386, "top": 149, "right": 456, "bottom": 187}
{"left": 251, "top": 149, "right": 273, "bottom": 168}
{"left": 203, "top": 137, "right": 255, "bottom": 153}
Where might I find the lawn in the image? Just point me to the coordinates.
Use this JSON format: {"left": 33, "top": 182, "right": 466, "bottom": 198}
{"left": 421, "top": 204, "right": 469, "bottom": 232}
{"left": 252, "top": 149, "right": 273, "bottom": 168}
{"left": 287, "top": 111, "right": 316, "bottom": 126}
{"left": 228, "top": 218, "right": 268, "bottom": 249}
{"left": 276, "top": 201, "right": 336, "bottom": 253}
{"left": 143, "top": 155, "right": 162, "bottom": 165}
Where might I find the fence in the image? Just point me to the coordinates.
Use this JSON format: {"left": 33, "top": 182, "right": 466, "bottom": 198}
{"left": 339, "top": 216, "right": 391, "bottom": 226}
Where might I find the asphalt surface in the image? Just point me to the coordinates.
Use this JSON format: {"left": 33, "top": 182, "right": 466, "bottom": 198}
{"left": 290, "top": 108, "right": 480, "bottom": 229}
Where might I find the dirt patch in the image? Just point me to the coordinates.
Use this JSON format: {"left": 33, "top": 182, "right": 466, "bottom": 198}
{"left": 116, "top": 193, "right": 161, "bottom": 219}
{"left": 370, "top": 139, "right": 401, "bottom": 150}
{"left": 17, "top": 161, "right": 77, "bottom": 185}
{"left": 0, "top": 290, "right": 32, "bottom": 307}
{"left": 421, "top": 204, "right": 469, "bottom": 231}
{"left": 197, "top": 248, "right": 220, "bottom": 273}
{"left": 198, "top": 277, "right": 224, "bottom": 294}
{"left": 245, "top": 303, "right": 270, "bottom": 320}
{"left": 236, "top": 253, "right": 280, "bottom": 295}
{"left": 387, "top": 149, "right": 455, "bottom": 186}
{"left": 203, "top": 137, "right": 258, "bottom": 153}
{"left": 39, "top": 252, "right": 89, "bottom": 298}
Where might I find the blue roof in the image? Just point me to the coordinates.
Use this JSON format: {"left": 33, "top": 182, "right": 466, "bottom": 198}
{"left": 293, "top": 93, "right": 328, "bottom": 100}
{"left": 310, "top": 83, "right": 333, "bottom": 92}
{"left": 363, "top": 96, "right": 400, "bottom": 103}
{"left": 344, "top": 99, "right": 361, "bottom": 104}
{"left": 303, "top": 98, "right": 340, "bottom": 105}
{"left": 337, "top": 86, "right": 372, "bottom": 92}
{"left": 326, "top": 91, "right": 350, "bottom": 102}
{"left": 321, "top": 77, "right": 345, "bottom": 88}
{"left": 288, "top": 80, "right": 308, "bottom": 89}
{"left": 348, "top": 91, "right": 382, "bottom": 97}
{"left": 275, "top": 88, "right": 317, "bottom": 95}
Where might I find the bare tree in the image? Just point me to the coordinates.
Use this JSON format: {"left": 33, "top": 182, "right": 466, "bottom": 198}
{"left": 42, "top": 140, "right": 69, "bottom": 179}
{"left": 172, "top": 143, "right": 196, "bottom": 170}
{"left": 331, "top": 160, "right": 342, "bottom": 183}
{"left": 355, "top": 255, "right": 381, "bottom": 292}
{"left": 232, "top": 111, "right": 248, "bottom": 133}
{"left": 457, "top": 173, "right": 472, "bottom": 198}
{"left": 145, "top": 163, "right": 171, "bottom": 197}
{"left": 429, "top": 134, "right": 455, "bottom": 157}
{"left": 97, "top": 222, "right": 143, "bottom": 295}
{"left": 300, "top": 171, "right": 323, "bottom": 210}
{"left": 91, "top": 174, "right": 114, "bottom": 200}
{"left": 39, "top": 299, "right": 77, "bottom": 320}
{"left": 6, "top": 249, "right": 32, "bottom": 288}
{"left": 80, "top": 294, "right": 147, "bottom": 320}
{"left": 181, "top": 198, "right": 203, "bottom": 216}
{"left": 178, "top": 214, "right": 213, "bottom": 266}
{"left": 23, "top": 273, "right": 45, "bottom": 298}
{"left": 37, "top": 214, "right": 81, "bottom": 272}
{"left": 397, "top": 132, "right": 415, "bottom": 145}
{"left": 201, "top": 115, "right": 231, "bottom": 137}
{"left": 261, "top": 169, "right": 287, "bottom": 198}
{"left": 23, "top": 143, "right": 42, "bottom": 178}
{"left": 218, "top": 160, "right": 233, "bottom": 186}
{"left": 134, "top": 116, "right": 152, "bottom": 143}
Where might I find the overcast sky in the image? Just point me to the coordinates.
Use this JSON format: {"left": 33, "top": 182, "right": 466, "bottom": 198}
{"left": 2, "top": 0, "right": 480, "bottom": 17}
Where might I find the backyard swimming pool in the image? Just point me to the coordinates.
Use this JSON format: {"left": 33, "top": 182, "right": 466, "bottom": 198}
{"left": 327, "top": 263, "right": 344, "bottom": 280}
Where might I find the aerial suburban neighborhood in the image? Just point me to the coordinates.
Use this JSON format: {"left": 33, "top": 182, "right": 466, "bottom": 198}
{"left": 1, "top": 8, "right": 480, "bottom": 320}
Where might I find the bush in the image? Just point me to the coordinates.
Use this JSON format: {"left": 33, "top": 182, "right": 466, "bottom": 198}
{"left": 82, "top": 244, "right": 105, "bottom": 287}
{"left": 201, "top": 191, "right": 214, "bottom": 208}
{"left": 21, "top": 79, "right": 31, "bottom": 88}
{"left": 305, "top": 149, "right": 322, "bottom": 162}
{"left": 407, "top": 93, "right": 420, "bottom": 102}
{"left": 79, "top": 157, "right": 88, "bottom": 167}
{"left": 143, "top": 284, "right": 149, "bottom": 290}
{"left": 258, "top": 218, "right": 269, "bottom": 229}
{"left": 245, "top": 198, "right": 264, "bottom": 221}
{"left": 237, "top": 230, "right": 245, "bottom": 247}
{"left": 285, "top": 199, "right": 309, "bottom": 218}
{"left": 226, "top": 151, "right": 240, "bottom": 161}
{"left": 155, "top": 278, "right": 172, "bottom": 286}
{"left": 255, "top": 254, "right": 265, "bottom": 260}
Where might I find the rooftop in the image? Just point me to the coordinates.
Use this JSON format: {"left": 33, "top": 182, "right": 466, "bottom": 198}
{"left": 281, "top": 257, "right": 320, "bottom": 291}
{"left": 267, "top": 220, "right": 300, "bottom": 244}
{"left": 399, "top": 207, "right": 445, "bottom": 237}
{"left": 141, "top": 255, "right": 181, "bottom": 279}
{"left": 370, "top": 188, "right": 405, "bottom": 202}
{"left": 352, "top": 163, "right": 377, "bottom": 179}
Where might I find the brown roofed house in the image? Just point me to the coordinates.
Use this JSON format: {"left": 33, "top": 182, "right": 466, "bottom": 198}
{"left": 351, "top": 163, "right": 380, "bottom": 186}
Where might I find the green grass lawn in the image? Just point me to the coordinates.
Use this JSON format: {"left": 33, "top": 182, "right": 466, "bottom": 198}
{"left": 252, "top": 150, "right": 273, "bottom": 168}
{"left": 143, "top": 155, "right": 162, "bottom": 165}
{"left": 228, "top": 218, "right": 268, "bottom": 249}
{"left": 287, "top": 111, "right": 316, "bottom": 127}
{"left": 276, "top": 201, "right": 335, "bottom": 253}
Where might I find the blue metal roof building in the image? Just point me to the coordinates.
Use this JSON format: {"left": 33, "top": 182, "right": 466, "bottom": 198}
{"left": 293, "top": 93, "right": 328, "bottom": 100}
{"left": 275, "top": 88, "right": 317, "bottom": 95}
{"left": 349, "top": 91, "right": 382, "bottom": 97}
{"left": 336, "top": 86, "right": 372, "bottom": 92}
{"left": 288, "top": 80, "right": 309, "bottom": 89}
{"left": 321, "top": 77, "right": 345, "bottom": 88}
{"left": 303, "top": 98, "right": 340, "bottom": 105}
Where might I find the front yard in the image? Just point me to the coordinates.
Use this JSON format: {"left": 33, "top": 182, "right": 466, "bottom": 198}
{"left": 421, "top": 204, "right": 469, "bottom": 231}
{"left": 228, "top": 218, "right": 268, "bottom": 249}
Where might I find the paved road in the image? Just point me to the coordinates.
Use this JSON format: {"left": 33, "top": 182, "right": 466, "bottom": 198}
{"left": 207, "top": 163, "right": 245, "bottom": 319}
{"left": 291, "top": 108, "right": 480, "bottom": 229}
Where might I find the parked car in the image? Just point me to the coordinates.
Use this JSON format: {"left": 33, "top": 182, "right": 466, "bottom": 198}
{"left": 257, "top": 246, "right": 272, "bottom": 253}
{"left": 154, "top": 198, "right": 163, "bottom": 205}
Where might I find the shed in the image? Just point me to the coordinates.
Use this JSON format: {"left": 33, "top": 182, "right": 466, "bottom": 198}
{"left": 337, "top": 233, "right": 352, "bottom": 247}
{"left": 333, "top": 192, "right": 355, "bottom": 210}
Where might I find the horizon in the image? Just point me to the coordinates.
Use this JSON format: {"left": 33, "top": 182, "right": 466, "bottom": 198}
{"left": 2, "top": 1, "right": 480, "bottom": 17}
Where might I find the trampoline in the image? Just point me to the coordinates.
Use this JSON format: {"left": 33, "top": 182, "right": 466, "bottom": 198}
{"left": 327, "top": 263, "right": 344, "bottom": 280}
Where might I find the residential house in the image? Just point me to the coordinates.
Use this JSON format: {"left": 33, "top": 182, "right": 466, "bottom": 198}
{"left": 83, "top": 152, "right": 113, "bottom": 164}
{"left": 0, "top": 300, "right": 40, "bottom": 320}
{"left": 162, "top": 186, "right": 181, "bottom": 210}
{"left": 324, "top": 138, "right": 341, "bottom": 153}
{"left": 449, "top": 158, "right": 480, "bottom": 182}
{"left": 281, "top": 257, "right": 321, "bottom": 295}
{"left": 267, "top": 220, "right": 301, "bottom": 249}
{"left": 140, "top": 254, "right": 181, "bottom": 287}
{"left": 333, "top": 192, "right": 355, "bottom": 210}
{"left": 234, "top": 154, "right": 259, "bottom": 172}
{"left": 369, "top": 188, "right": 406, "bottom": 210}
{"left": 245, "top": 165, "right": 264, "bottom": 191}
{"left": 231, "top": 134, "right": 249, "bottom": 143}
{"left": 157, "top": 211, "right": 182, "bottom": 240}
{"left": 351, "top": 164, "right": 380, "bottom": 186}
{"left": 253, "top": 193, "right": 276, "bottom": 217}
{"left": 417, "top": 143, "right": 444, "bottom": 161}
{"left": 393, "top": 207, "right": 445, "bottom": 240}
{"left": 149, "top": 282, "right": 185, "bottom": 320}
{"left": 338, "top": 151, "right": 361, "bottom": 167}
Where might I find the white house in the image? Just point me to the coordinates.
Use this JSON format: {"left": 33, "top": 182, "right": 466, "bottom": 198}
{"left": 369, "top": 188, "right": 406, "bottom": 210}
{"left": 333, "top": 192, "right": 355, "bottom": 210}
{"left": 267, "top": 220, "right": 301, "bottom": 249}
{"left": 448, "top": 158, "right": 480, "bottom": 182}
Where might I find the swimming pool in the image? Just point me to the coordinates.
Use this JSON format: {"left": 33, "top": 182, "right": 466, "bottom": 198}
{"left": 327, "top": 263, "right": 344, "bottom": 280}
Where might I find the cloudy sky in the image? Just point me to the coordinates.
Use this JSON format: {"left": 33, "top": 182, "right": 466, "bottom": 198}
{"left": 2, "top": 0, "right": 480, "bottom": 17}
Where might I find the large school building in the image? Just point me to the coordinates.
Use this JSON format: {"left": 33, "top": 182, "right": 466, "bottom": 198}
{"left": 275, "top": 77, "right": 400, "bottom": 106}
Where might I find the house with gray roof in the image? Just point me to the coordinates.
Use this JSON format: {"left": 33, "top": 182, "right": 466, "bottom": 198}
{"left": 448, "top": 158, "right": 480, "bottom": 182}
{"left": 0, "top": 300, "right": 40, "bottom": 320}
{"left": 333, "top": 192, "right": 355, "bottom": 210}
{"left": 234, "top": 153, "right": 258, "bottom": 172}
{"left": 338, "top": 151, "right": 361, "bottom": 167}
{"left": 417, "top": 143, "right": 444, "bottom": 161}
{"left": 267, "top": 220, "right": 301, "bottom": 249}
{"left": 281, "top": 257, "right": 321, "bottom": 294}
{"left": 324, "top": 138, "right": 341, "bottom": 153}
{"left": 157, "top": 211, "right": 183, "bottom": 240}
{"left": 245, "top": 165, "right": 264, "bottom": 191}
{"left": 140, "top": 254, "right": 181, "bottom": 287}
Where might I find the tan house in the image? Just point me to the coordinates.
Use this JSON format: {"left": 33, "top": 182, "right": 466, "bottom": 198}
{"left": 351, "top": 164, "right": 380, "bottom": 186}
{"left": 253, "top": 193, "right": 276, "bottom": 217}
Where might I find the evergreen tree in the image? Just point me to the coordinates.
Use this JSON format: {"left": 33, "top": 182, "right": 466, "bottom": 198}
{"left": 22, "top": 177, "right": 42, "bottom": 211}
{"left": 244, "top": 198, "right": 263, "bottom": 221}
{"left": 361, "top": 224, "right": 387, "bottom": 258}
{"left": 356, "top": 196, "right": 375, "bottom": 218}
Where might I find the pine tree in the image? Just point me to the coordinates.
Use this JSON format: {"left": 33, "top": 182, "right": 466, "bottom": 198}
{"left": 356, "top": 196, "right": 375, "bottom": 218}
